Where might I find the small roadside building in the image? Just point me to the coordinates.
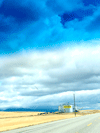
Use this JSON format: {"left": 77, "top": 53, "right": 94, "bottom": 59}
{"left": 58, "top": 104, "right": 73, "bottom": 113}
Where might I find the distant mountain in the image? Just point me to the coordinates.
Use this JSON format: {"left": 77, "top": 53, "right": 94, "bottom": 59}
{"left": 2, "top": 107, "right": 58, "bottom": 112}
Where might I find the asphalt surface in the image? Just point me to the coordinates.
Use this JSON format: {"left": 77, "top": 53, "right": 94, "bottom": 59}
{"left": 1, "top": 113, "right": 100, "bottom": 133}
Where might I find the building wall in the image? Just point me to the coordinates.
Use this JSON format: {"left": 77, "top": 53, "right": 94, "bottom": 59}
{"left": 58, "top": 105, "right": 73, "bottom": 113}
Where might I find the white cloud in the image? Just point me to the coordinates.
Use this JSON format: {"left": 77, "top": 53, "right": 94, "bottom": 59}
{"left": 1, "top": 42, "right": 100, "bottom": 109}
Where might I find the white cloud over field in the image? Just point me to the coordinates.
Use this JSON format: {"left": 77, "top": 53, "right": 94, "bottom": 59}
{"left": 0, "top": 42, "right": 100, "bottom": 110}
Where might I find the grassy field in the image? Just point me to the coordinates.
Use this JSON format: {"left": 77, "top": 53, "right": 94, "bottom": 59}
{"left": 0, "top": 110, "right": 100, "bottom": 132}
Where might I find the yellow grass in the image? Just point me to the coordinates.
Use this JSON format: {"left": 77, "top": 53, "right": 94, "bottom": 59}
{"left": 0, "top": 110, "right": 100, "bottom": 132}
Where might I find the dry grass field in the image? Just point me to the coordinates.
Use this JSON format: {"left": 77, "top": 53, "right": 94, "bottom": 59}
{"left": 0, "top": 110, "right": 100, "bottom": 132}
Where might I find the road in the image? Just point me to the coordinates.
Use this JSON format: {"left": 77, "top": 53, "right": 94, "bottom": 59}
{"left": 1, "top": 113, "right": 100, "bottom": 133}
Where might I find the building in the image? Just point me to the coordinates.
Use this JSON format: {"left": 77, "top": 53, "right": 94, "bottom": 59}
{"left": 58, "top": 104, "right": 73, "bottom": 113}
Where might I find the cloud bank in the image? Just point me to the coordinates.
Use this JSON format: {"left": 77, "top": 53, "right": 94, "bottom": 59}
{"left": 0, "top": 43, "right": 100, "bottom": 110}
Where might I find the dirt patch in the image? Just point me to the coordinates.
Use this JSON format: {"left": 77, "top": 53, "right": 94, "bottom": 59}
{"left": 0, "top": 110, "right": 100, "bottom": 132}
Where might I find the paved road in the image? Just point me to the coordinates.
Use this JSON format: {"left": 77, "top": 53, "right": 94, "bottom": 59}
{"left": 1, "top": 113, "right": 100, "bottom": 133}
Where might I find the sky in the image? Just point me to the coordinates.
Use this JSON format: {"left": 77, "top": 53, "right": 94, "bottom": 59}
{"left": 0, "top": 0, "right": 100, "bottom": 111}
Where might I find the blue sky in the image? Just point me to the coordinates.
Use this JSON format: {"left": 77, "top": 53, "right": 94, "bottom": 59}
{"left": 0, "top": 0, "right": 100, "bottom": 111}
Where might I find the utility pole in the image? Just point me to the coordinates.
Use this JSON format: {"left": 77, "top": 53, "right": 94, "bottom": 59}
{"left": 73, "top": 93, "right": 76, "bottom": 117}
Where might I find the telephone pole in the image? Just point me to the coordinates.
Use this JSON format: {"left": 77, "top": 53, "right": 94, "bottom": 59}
{"left": 73, "top": 93, "right": 76, "bottom": 117}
